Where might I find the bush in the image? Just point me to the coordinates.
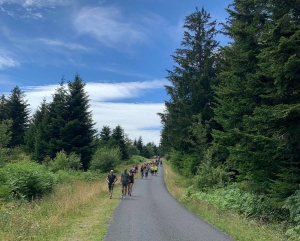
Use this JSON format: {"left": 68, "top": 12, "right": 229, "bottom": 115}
{"left": 90, "top": 147, "right": 121, "bottom": 173}
{"left": 194, "top": 148, "right": 231, "bottom": 189}
{"left": 48, "top": 150, "right": 82, "bottom": 172}
{"left": 284, "top": 190, "right": 300, "bottom": 240}
{"left": 54, "top": 170, "right": 103, "bottom": 184}
{"left": 0, "top": 161, "right": 56, "bottom": 199}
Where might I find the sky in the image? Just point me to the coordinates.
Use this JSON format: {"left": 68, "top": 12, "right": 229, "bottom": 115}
{"left": 0, "top": 0, "right": 231, "bottom": 146}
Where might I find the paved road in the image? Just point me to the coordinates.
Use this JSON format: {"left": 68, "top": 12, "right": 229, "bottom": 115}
{"left": 104, "top": 165, "right": 235, "bottom": 241}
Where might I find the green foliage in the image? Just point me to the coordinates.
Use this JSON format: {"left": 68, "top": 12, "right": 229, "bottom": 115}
{"left": 159, "top": 6, "right": 219, "bottom": 153}
{"left": 0, "top": 147, "right": 31, "bottom": 167}
{"left": 0, "top": 119, "right": 12, "bottom": 148}
{"left": 48, "top": 150, "right": 82, "bottom": 172}
{"left": 54, "top": 169, "right": 102, "bottom": 184}
{"left": 194, "top": 148, "right": 231, "bottom": 190}
{"left": 6, "top": 86, "right": 30, "bottom": 147}
{"left": 90, "top": 147, "right": 121, "bottom": 173}
{"left": 127, "top": 144, "right": 140, "bottom": 157}
{"left": 284, "top": 190, "right": 300, "bottom": 240}
{"left": 0, "top": 161, "right": 56, "bottom": 199}
{"left": 188, "top": 184, "right": 272, "bottom": 218}
{"left": 111, "top": 125, "right": 128, "bottom": 160}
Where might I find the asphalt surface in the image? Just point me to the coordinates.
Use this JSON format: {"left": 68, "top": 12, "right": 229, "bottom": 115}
{"left": 104, "top": 165, "right": 235, "bottom": 241}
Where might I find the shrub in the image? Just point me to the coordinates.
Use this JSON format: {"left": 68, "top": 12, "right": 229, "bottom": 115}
{"left": 54, "top": 170, "right": 102, "bottom": 184}
{"left": 284, "top": 190, "right": 300, "bottom": 240}
{"left": 90, "top": 147, "right": 121, "bottom": 173}
{"left": 48, "top": 150, "right": 82, "bottom": 172}
{"left": 0, "top": 161, "right": 56, "bottom": 199}
{"left": 194, "top": 148, "right": 231, "bottom": 190}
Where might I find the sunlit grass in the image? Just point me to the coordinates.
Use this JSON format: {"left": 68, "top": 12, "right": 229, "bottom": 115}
{"left": 163, "top": 161, "right": 286, "bottom": 241}
{"left": 0, "top": 162, "right": 138, "bottom": 241}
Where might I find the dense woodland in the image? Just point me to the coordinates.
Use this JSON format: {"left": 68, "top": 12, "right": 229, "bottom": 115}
{"left": 159, "top": 0, "right": 300, "bottom": 238}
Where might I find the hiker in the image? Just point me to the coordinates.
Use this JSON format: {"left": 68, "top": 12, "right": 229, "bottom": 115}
{"left": 106, "top": 170, "right": 117, "bottom": 199}
{"left": 120, "top": 168, "right": 129, "bottom": 199}
{"left": 154, "top": 163, "right": 158, "bottom": 176}
{"left": 140, "top": 163, "right": 145, "bottom": 179}
{"left": 128, "top": 169, "right": 134, "bottom": 196}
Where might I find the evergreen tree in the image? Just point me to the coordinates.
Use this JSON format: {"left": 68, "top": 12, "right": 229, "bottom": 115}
{"left": 47, "top": 81, "right": 69, "bottom": 159}
{"left": 136, "top": 136, "right": 144, "bottom": 156}
{"left": 0, "top": 95, "right": 9, "bottom": 121}
{"left": 159, "top": 7, "right": 219, "bottom": 155}
{"left": 24, "top": 99, "right": 50, "bottom": 162}
{"left": 61, "top": 74, "right": 96, "bottom": 170}
{"left": 100, "top": 125, "right": 111, "bottom": 142}
{"left": 111, "top": 125, "right": 128, "bottom": 160}
{"left": 6, "top": 86, "right": 30, "bottom": 147}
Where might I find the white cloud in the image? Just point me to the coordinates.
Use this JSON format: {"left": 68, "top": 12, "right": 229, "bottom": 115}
{"left": 74, "top": 6, "right": 147, "bottom": 48}
{"left": 22, "top": 79, "right": 167, "bottom": 145}
{"left": 0, "top": 0, "right": 72, "bottom": 19}
{"left": 0, "top": 55, "right": 19, "bottom": 69}
{"left": 38, "top": 38, "right": 90, "bottom": 51}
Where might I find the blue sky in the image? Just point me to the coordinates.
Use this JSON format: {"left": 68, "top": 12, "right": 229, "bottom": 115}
{"left": 0, "top": 0, "right": 231, "bottom": 145}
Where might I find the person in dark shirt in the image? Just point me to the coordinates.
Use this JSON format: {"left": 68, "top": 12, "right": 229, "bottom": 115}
{"left": 128, "top": 169, "right": 134, "bottom": 196}
{"left": 106, "top": 170, "right": 117, "bottom": 199}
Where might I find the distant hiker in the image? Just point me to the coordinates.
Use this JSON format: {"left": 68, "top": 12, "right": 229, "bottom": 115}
{"left": 120, "top": 168, "right": 129, "bottom": 199}
{"left": 106, "top": 170, "right": 117, "bottom": 199}
{"left": 131, "top": 165, "right": 136, "bottom": 174}
{"left": 128, "top": 169, "right": 134, "bottom": 196}
{"left": 154, "top": 164, "right": 158, "bottom": 176}
{"left": 145, "top": 164, "right": 150, "bottom": 179}
{"left": 140, "top": 164, "right": 145, "bottom": 179}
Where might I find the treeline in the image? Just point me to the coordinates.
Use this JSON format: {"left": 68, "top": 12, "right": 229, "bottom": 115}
{"left": 159, "top": 0, "right": 300, "bottom": 235}
{"left": 0, "top": 74, "right": 162, "bottom": 170}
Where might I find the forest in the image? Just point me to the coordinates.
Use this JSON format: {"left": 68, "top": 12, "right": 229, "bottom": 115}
{"left": 0, "top": 74, "right": 162, "bottom": 199}
{"left": 159, "top": 0, "right": 300, "bottom": 239}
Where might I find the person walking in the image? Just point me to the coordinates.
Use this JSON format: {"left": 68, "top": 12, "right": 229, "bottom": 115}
{"left": 106, "top": 170, "right": 117, "bottom": 199}
{"left": 120, "top": 168, "right": 129, "bottom": 199}
{"left": 128, "top": 169, "right": 134, "bottom": 196}
{"left": 140, "top": 163, "right": 145, "bottom": 179}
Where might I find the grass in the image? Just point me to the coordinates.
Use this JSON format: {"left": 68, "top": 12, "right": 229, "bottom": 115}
{"left": 0, "top": 160, "right": 140, "bottom": 241}
{"left": 163, "top": 161, "right": 287, "bottom": 241}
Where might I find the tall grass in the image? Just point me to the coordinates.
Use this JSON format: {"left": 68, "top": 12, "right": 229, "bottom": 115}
{"left": 0, "top": 180, "right": 108, "bottom": 240}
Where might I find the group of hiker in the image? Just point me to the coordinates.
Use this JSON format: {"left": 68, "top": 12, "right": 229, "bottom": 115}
{"left": 106, "top": 156, "right": 162, "bottom": 199}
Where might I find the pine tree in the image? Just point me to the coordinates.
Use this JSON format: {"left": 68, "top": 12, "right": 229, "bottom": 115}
{"left": 6, "top": 86, "right": 30, "bottom": 147}
{"left": 61, "top": 74, "right": 96, "bottom": 170}
{"left": 24, "top": 99, "right": 51, "bottom": 162}
{"left": 111, "top": 125, "right": 128, "bottom": 160}
{"left": 47, "top": 81, "right": 69, "bottom": 159}
{"left": 159, "top": 7, "right": 219, "bottom": 154}
{"left": 0, "top": 95, "right": 9, "bottom": 121}
{"left": 136, "top": 136, "right": 144, "bottom": 156}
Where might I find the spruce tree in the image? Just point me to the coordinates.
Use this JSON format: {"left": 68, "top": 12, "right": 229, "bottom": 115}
{"left": 47, "top": 81, "right": 69, "bottom": 159}
{"left": 6, "top": 86, "right": 30, "bottom": 147}
{"left": 159, "top": 7, "right": 219, "bottom": 155}
{"left": 61, "top": 74, "right": 96, "bottom": 170}
{"left": 111, "top": 125, "right": 128, "bottom": 160}
{"left": 24, "top": 99, "right": 51, "bottom": 162}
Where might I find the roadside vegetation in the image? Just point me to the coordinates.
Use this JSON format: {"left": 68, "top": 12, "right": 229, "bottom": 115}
{"left": 164, "top": 161, "right": 287, "bottom": 241}
{"left": 159, "top": 2, "right": 300, "bottom": 241}
{"left": 0, "top": 155, "right": 143, "bottom": 241}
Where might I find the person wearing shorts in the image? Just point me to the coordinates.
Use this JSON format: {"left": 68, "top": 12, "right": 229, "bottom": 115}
{"left": 128, "top": 169, "right": 134, "bottom": 196}
{"left": 154, "top": 164, "right": 158, "bottom": 176}
{"left": 145, "top": 164, "right": 150, "bottom": 179}
{"left": 120, "top": 168, "right": 129, "bottom": 199}
{"left": 106, "top": 170, "right": 117, "bottom": 199}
